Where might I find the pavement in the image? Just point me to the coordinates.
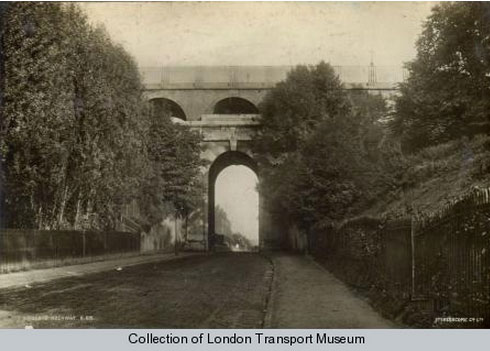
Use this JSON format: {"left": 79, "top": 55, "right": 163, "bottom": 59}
{"left": 0, "top": 252, "right": 200, "bottom": 290}
{"left": 265, "top": 254, "right": 396, "bottom": 328}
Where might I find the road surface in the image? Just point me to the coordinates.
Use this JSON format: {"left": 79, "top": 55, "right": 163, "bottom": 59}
{"left": 0, "top": 253, "right": 394, "bottom": 328}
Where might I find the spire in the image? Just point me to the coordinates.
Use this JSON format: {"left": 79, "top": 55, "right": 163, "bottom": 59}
{"left": 368, "top": 50, "right": 377, "bottom": 86}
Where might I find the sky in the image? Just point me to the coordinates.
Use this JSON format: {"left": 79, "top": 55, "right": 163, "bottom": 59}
{"left": 79, "top": 1, "right": 435, "bottom": 242}
{"left": 80, "top": 1, "right": 435, "bottom": 68}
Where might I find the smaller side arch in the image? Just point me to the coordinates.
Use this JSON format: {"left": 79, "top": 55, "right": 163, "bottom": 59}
{"left": 149, "top": 97, "right": 187, "bottom": 121}
{"left": 213, "top": 97, "right": 259, "bottom": 114}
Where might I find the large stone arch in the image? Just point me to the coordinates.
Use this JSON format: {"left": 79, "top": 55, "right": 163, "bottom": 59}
{"left": 207, "top": 151, "right": 259, "bottom": 248}
{"left": 148, "top": 97, "right": 188, "bottom": 120}
{"left": 213, "top": 97, "right": 259, "bottom": 114}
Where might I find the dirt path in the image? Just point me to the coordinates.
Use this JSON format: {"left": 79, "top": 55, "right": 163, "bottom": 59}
{"left": 265, "top": 254, "right": 395, "bottom": 328}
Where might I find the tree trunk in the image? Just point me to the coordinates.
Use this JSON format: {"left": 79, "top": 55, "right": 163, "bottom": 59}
{"left": 57, "top": 185, "right": 68, "bottom": 229}
{"left": 37, "top": 204, "right": 43, "bottom": 230}
{"left": 74, "top": 192, "right": 82, "bottom": 230}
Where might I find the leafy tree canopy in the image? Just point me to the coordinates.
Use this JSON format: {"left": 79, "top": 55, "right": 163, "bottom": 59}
{"left": 253, "top": 62, "right": 395, "bottom": 231}
{"left": 140, "top": 101, "right": 204, "bottom": 226}
{"left": 0, "top": 3, "right": 204, "bottom": 230}
{"left": 392, "top": 2, "right": 490, "bottom": 152}
{"left": 254, "top": 62, "right": 350, "bottom": 162}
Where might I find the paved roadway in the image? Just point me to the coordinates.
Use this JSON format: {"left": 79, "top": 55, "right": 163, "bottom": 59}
{"left": 0, "top": 252, "right": 394, "bottom": 328}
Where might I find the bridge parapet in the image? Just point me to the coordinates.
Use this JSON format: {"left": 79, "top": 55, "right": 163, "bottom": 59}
{"left": 140, "top": 65, "right": 406, "bottom": 90}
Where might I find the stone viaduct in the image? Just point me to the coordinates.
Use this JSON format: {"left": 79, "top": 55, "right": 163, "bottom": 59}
{"left": 140, "top": 65, "right": 403, "bottom": 250}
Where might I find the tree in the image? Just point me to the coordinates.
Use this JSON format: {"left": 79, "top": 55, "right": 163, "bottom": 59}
{"left": 254, "top": 62, "right": 350, "bottom": 160}
{"left": 141, "top": 108, "right": 204, "bottom": 227}
{"left": 392, "top": 2, "right": 490, "bottom": 152}
{"left": 66, "top": 20, "right": 149, "bottom": 230}
{"left": 214, "top": 205, "right": 233, "bottom": 236}
{"left": 0, "top": 3, "right": 149, "bottom": 230}
{"left": 0, "top": 3, "right": 205, "bottom": 231}
{"left": 0, "top": 2, "right": 11, "bottom": 228}
{"left": 252, "top": 62, "right": 350, "bottom": 229}
{"left": 253, "top": 62, "right": 393, "bottom": 232}
{"left": 1, "top": 3, "right": 78, "bottom": 228}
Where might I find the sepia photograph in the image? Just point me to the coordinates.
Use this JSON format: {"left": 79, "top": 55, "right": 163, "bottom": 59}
{"left": 0, "top": 1, "right": 489, "bottom": 330}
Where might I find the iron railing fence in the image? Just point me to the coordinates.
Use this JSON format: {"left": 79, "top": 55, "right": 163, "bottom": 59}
{"left": 314, "top": 188, "right": 490, "bottom": 325}
{"left": 413, "top": 189, "right": 490, "bottom": 322}
{"left": 0, "top": 229, "right": 140, "bottom": 272}
{"left": 382, "top": 219, "right": 412, "bottom": 302}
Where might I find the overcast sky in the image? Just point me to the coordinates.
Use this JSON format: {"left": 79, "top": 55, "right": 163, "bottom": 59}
{"left": 80, "top": 1, "right": 435, "bottom": 68}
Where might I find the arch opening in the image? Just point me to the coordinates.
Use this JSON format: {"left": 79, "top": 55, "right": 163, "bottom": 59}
{"left": 213, "top": 97, "right": 259, "bottom": 115}
{"left": 150, "top": 98, "right": 187, "bottom": 121}
{"left": 208, "top": 151, "right": 259, "bottom": 251}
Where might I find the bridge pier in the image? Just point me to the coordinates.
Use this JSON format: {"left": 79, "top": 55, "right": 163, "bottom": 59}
{"left": 181, "top": 115, "right": 282, "bottom": 251}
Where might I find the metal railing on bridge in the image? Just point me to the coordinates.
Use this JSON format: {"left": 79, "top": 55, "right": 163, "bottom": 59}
{"left": 139, "top": 65, "right": 407, "bottom": 89}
